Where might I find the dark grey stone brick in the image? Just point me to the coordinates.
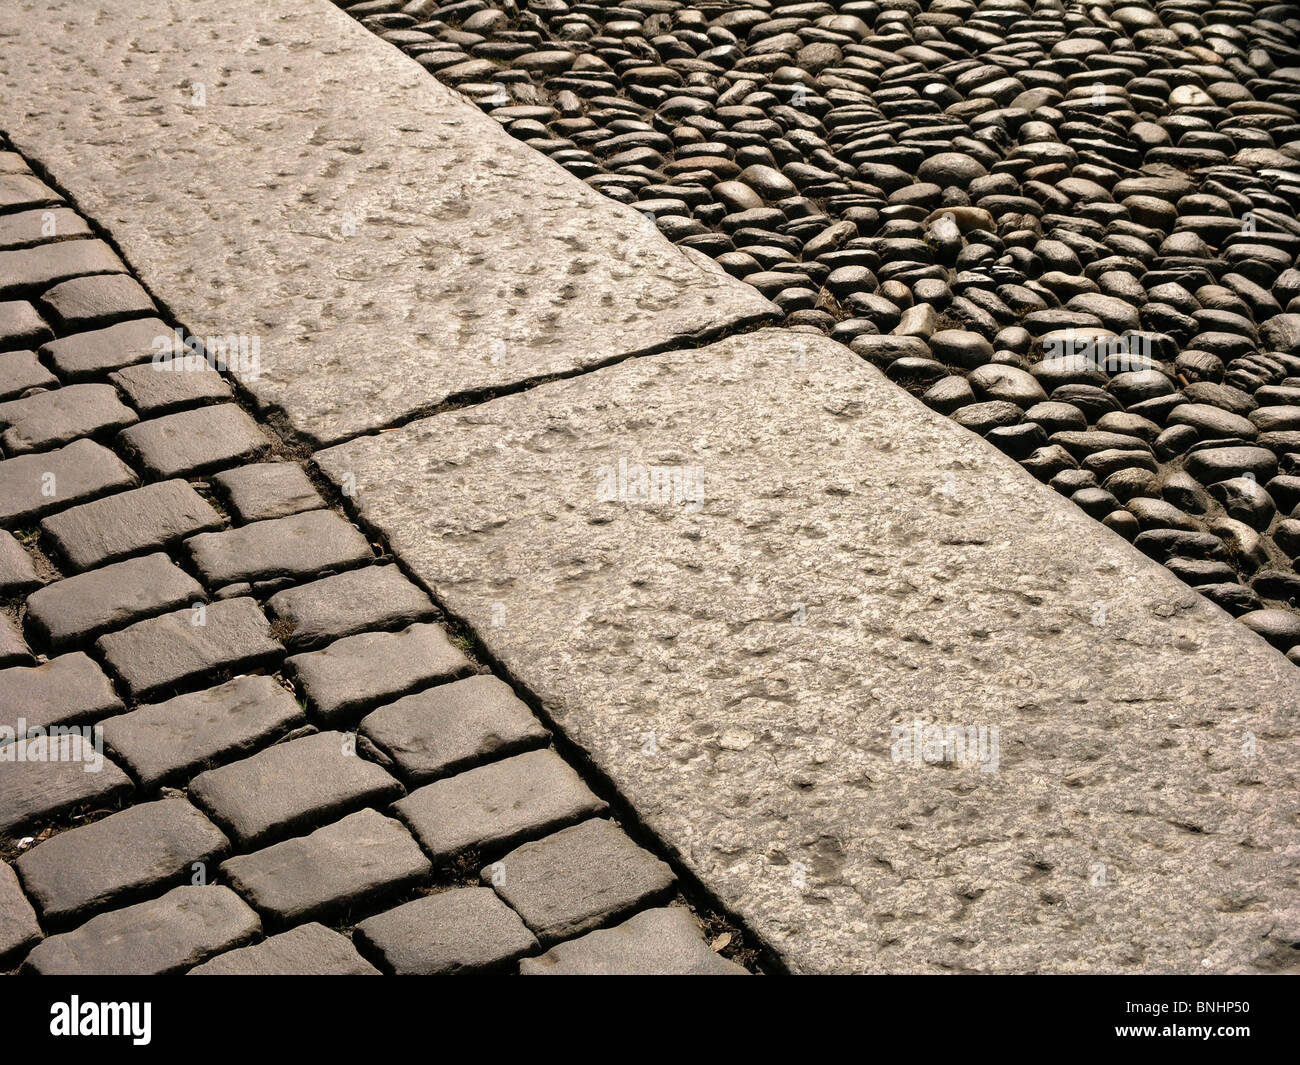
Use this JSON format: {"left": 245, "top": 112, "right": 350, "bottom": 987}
{"left": 0, "top": 438, "right": 136, "bottom": 527}
{"left": 220, "top": 808, "right": 431, "bottom": 924}
{"left": 0, "top": 614, "right": 30, "bottom": 667}
{"left": 117, "top": 404, "right": 269, "bottom": 479}
{"left": 21, "top": 885, "right": 259, "bottom": 975}
{"left": 0, "top": 349, "right": 57, "bottom": 400}
{"left": 0, "top": 860, "right": 41, "bottom": 965}
{"left": 38, "top": 273, "right": 156, "bottom": 330}
{"left": 110, "top": 359, "right": 232, "bottom": 415}
{"left": 96, "top": 596, "right": 282, "bottom": 700}
{"left": 188, "top": 730, "right": 402, "bottom": 848}
{"left": 211, "top": 462, "right": 323, "bottom": 523}
{"left": 0, "top": 172, "right": 60, "bottom": 213}
{"left": 186, "top": 509, "right": 372, "bottom": 586}
{"left": 188, "top": 922, "right": 379, "bottom": 975}
{"left": 25, "top": 552, "right": 204, "bottom": 650}
{"left": 288, "top": 623, "right": 472, "bottom": 724}
{"left": 14, "top": 798, "right": 230, "bottom": 924}
{"left": 0, "top": 301, "right": 51, "bottom": 350}
{"left": 0, "top": 383, "right": 137, "bottom": 454}
{"left": 396, "top": 748, "right": 605, "bottom": 860}
{"left": 519, "top": 906, "right": 749, "bottom": 975}
{"left": 39, "top": 317, "right": 178, "bottom": 379}
{"left": 0, "top": 239, "right": 125, "bottom": 299}
{"left": 0, "top": 530, "right": 40, "bottom": 595}
{"left": 40, "top": 479, "right": 222, "bottom": 571}
{"left": 0, "top": 207, "right": 89, "bottom": 251}
{"left": 100, "top": 675, "right": 305, "bottom": 790}
{"left": 0, "top": 652, "right": 123, "bottom": 737}
{"left": 355, "top": 887, "right": 537, "bottom": 974}
{"left": 0, "top": 734, "right": 133, "bottom": 836}
{"left": 266, "top": 564, "right": 434, "bottom": 650}
{"left": 485, "top": 819, "right": 675, "bottom": 943}
{"left": 359, "top": 675, "right": 548, "bottom": 786}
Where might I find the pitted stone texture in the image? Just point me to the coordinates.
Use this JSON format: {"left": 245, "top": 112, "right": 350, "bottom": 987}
{"left": 109, "top": 359, "right": 232, "bottom": 415}
{"left": 0, "top": 240, "right": 125, "bottom": 299}
{"left": 396, "top": 748, "right": 606, "bottom": 860}
{"left": 0, "top": 383, "right": 137, "bottom": 454}
{"left": 0, "top": 861, "right": 41, "bottom": 964}
{"left": 266, "top": 564, "right": 434, "bottom": 650}
{"left": 14, "top": 798, "right": 230, "bottom": 924}
{"left": 186, "top": 509, "right": 372, "bottom": 586}
{"left": 117, "top": 404, "right": 269, "bottom": 479}
{"left": 0, "top": 615, "right": 28, "bottom": 667}
{"left": 0, "top": 302, "right": 50, "bottom": 351}
{"left": 520, "top": 906, "right": 748, "bottom": 976}
{"left": 360, "top": 675, "right": 548, "bottom": 786}
{"left": 0, "top": 735, "right": 132, "bottom": 835}
{"left": 211, "top": 462, "right": 322, "bottom": 523}
{"left": 220, "top": 808, "right": 431, "bottom": 925}
{"left": 0, "top": 531, "right": 40, "bottom": 594}
{"left": 101, "top": 675, "right": 305, "bottom": 789}
{"left": 0, "top": 208, "right": 89, "bottom": 250}
{"left": 318, "top": 330, "right": 1300, "bottom": 974}
{"left": 486, "top": 819, "right": 675, "bottom": 944}
{"left": 40, "top": 317, "right": 179, "bottom": 379}
{"left": 22, "top": 885, "right": 259, "bottom": 975}
{"left": 0, "top": 0, "right": 774, "bottom": 446}
{"left": 96, "top": 596, "right": 282, "bottom": 700}
{"left": 40, "top": 478, "right": 222, "bottom": 571}
{"left": 38, "top": 273, "right": 156, "bottom": 331}
{"left": 355, "top": 887, "right": 537, "bottom": 975}
{"left": 0, "top": 652, "right": 123, "bottom": 738}
{"left": 188, "top": 922, "right": 379, "bottom": 975}
{"left": 287, "top": 623, "right": 471, "bottom": 724}
{"left": 0, "top": 349, "right": 57, "bottom": 401}
{"left": 189, "top": 730, "right": 403, "bottom": 847}
{"left": 26, "top": 552, "right": 204, "bottom": 650}
{"left": 0, "top": 438, "right": 136, "bottom": 527}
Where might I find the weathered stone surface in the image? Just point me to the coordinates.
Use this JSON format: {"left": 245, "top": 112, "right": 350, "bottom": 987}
{"left": 100, "top": 675, "right": 305, "bottom": 789}
{"left": 396, "top": 748, "right": 605, "bottom": 860}
{"left": 287, "top": 623, "right": 471, "bottom": 724}
{"left": 355, "top": 887, "right": 536, "bottom": 974}
{"left": 0, "top": 615, "right": 29, "bottom": 667}
{"left": 0, "top": 207, "right": 89, "bottom": 250}
{"left": 0, "top": 861, "right": 41, "bottom": 964}
{"left": 96, "top": 596, "right": 282, "bottom": 700}
{"left": 22, "top": 885, "right": 259, "bottom": 974}
{"left": 486, "top": 819, "right": 675, "bottom": 943}
{"left": 0, "top": 382, "right": 137, "bottom": 454}
{"left": 0, "top": 0, "right": 774, "bottom": 445}
{"left": 38, "top": 273, "right": 156, "bottom": 330}
{"left": 186, "top": 509, "right": 372, "bottom": 586}
{"left": 0, "top": 652, "right": 123, "bottom": 738}
{"left": 220, "top": 808, "right": 431, "bottom": 924}
{"left": 0, "top": 301, "right": 50, "bottom": 351}
{"left": 0, "top": 530, "right": 40, "bottom": 594}
{"left": 189, "top": 730, "right": 403, "bottom": 847}
{"left": 319, "top": 330, "right": 1300, "bottom": 974}
{"left": 0, "top": 438, "right": 135, "bottom": 527}
{"left": 39, "top": 317, "right": 178, "bottom": 378}
{"left": 188, "top": 922, "right": 379, "bottom": 975}
{"left": 520, "top": 906, "right": 748, "bottom": 975}
{"left": 0, "top": 349, "right": 57, "bottom": 400}
{"left": 25, "top": 552, "right": 204, "bottom": 650}
{"left": 0, "top": 240, "right": 125, "bottom": 299}
{"left": 14, "top": 798, "right": 230, "bottom": 924}
{"left": 211, "top": 462, "right": 322, "bottom": 523}
{"left": 0, "top": 735, "right": 132, "bottom": 835}
{"left": 109, "top": 359, "right": 232, "bottom": 414}
{"left": 360, "top": 674, "right": 548, "bottom": 785}
{"left": 266, "top": 564, "right": 434, "bottom": 650}
{"left": 117, "top": 404, "right": 269, "bottom": 479}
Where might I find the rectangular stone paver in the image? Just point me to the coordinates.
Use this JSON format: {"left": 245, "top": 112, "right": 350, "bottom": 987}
{"left": 39, "top": 316, "right": 178, "bottom": 378}
{"left": 396, "top": 748, "right": 606, "bottom": 861}
{"left": 210, "top": 461, "right": 322, "bottom": 522}
{"left": 117, "top": 403, "right": 268, "bottom": 479}
{"left": 354, "top": 887, "right": 536, "bottom": 975}
{"left": 41, "top": 478, "right": 222, "bottom": 571}
{"left": 188, "top": 730, "right": 403, "bottom": 848}
{"left": 100, "top": 674, "right": 305, "bottom": 789}
{"left": 486, "top": 819, "right": 676, "bottom": 945}
{"left": 0, "top": 207, "right": 89, "bottom": 250}
{"left": 96, "top": 596, "right": 282, "bottom": 700}
{"left": 220, "top": 808, "right": 431, "bottom": 925}
{"left": 0, "top": 734, "right": 133, "bottom": 835}
{"left": 0, "top": 438, "right": 136, "bottom": 527}
{"left": 0, "top": 652, "right": 123, "bottom": 738}
{"left": 188, "top": 922, "right": 379, "bottom": 975}
{"left": 0, "top": 382, "right": 137, "bottom": 454}
{"left": 0, "top": 0, "right": 773, "bottom": 446}
{"left": 359, "top": 674, "right": 548, "bottom": 786}
{"left": 22, "top": 885, "right": 259, "bottom": 975}
{"left": 0, "top": 239, "right": 124, "bottom": 299}
{"left": 0, "top": 860, "right": 41, "bottom": 965}
{"left": 185, "top": 509, "right": 372, "bottom": 587}
{"left": 0, "top": 530, "right": 40, "bottom": 594}
{"left": 0, "top": 349, "right": 57, "bottom": 400}
{"left": 0, "top": 615, "right": 29, "bottom": 668}
{"left": 317, "top": 329, "right": 1300, "bottom": 975}
{"left": 287, "top": 623, "right": 471, "bottom": 724}
{"left": 14, "top": 798, "right": 230, "bottom": 924}
{"left": 0, "top": 301, "right": 50, "bottom": 350}
{"left": 266, "top": 564, "right": 434, "bottom": 650}
{"left": 25, "top": 552, "right": 204, "bottom": 650}
{"left": 109, "top": 358, "right": 232, "bottom": 414}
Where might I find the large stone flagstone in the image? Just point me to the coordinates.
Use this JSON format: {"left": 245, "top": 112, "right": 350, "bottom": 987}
{"left": 317, "top": 330, "right": 1300, "bottom": 974}
{"left": 0, "top": 0, "right": 774, "bottom": 445}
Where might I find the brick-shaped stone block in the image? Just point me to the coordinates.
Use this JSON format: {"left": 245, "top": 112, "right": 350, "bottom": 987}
{"left": 186, "top": 509, "right": 372, "bottom": 586}
{"left": 0, "top": 239, "right": 125, "bottom": 299}
{"left": 38, "top": 273, "right": 156, "bottom": 330}
{"left": 0, "top": 438, "right": 136, "bottom": 527}
{"left": 0, "top": 860, "right": 41, "bottom": 965}
{"left": 0, "top": 734, "right": 132, "bottom": 836}
{"left": 267, "top": 564, "right": 434, "bottom": 650}
{"left": 109, "top": 358, "right": 232, "bottom": 415}
{"left": 118, "top": 403, "right": 268, "bottom": 479}
{"left": 0, "top": 652, "right": 123, "bottom": 737}
{"left": 188, "top": 922, "right": 379, "bottom": 975}
{"left": 0, "top": 383, "right": 137, "bottom": 454}
{"left": 40, "top": 317, "right": 177, "bottom": 379}
{"left": 0, "top": 349, "right": 57, "bottom": 400}
{"left": 211, "top": 462, "right": 323, "bottom": 523}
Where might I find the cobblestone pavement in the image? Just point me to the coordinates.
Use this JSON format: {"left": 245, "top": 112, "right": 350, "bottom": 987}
{"left": 0, "top": 141, "right": 753, "bottom": 975}
{"left": 338, "top": 0, "right": 1300, "bottom": 660}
